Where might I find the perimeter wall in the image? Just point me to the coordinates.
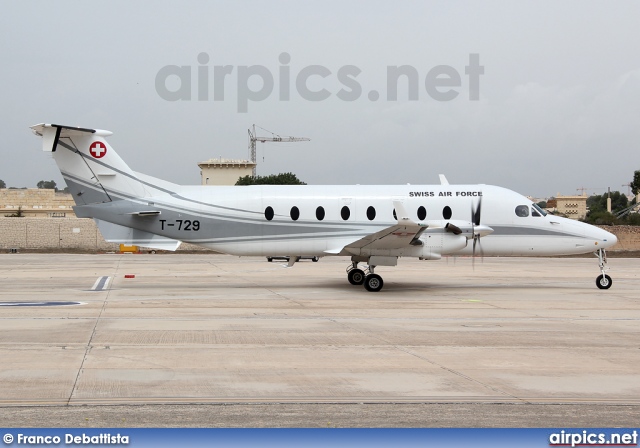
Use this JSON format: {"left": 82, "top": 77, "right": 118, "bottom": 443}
{"left": 0, "top": 218, "right": 207, "bottom": 251}
{"left": 0, "top": 218, "right": 638, "bottom": 252}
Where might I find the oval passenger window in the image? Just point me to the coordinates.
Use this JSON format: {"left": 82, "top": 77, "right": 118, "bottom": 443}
{"left": 341, "top": 206, "right": 350, "bottom": 221}
{"left": 366, "top": 206, "right": 376, "bottom": 221}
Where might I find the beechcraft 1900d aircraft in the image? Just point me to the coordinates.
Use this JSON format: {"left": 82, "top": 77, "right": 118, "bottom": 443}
{"left": 31, "top": 123, "right": 618, "bottom": 292}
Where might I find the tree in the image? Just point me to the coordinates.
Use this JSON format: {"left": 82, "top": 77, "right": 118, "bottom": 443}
{"left": 585, "top": 210, "right": 617, "bottom": 225}
{"left": 0, "top": 179, "right": 5, "bottom": 189}
{"left": 624, "top": 213, "right": 640, "bottom": 226}
{"left": 4, "top": 206, "right": 24, "bottom": 218}
{"left": 536, "top": 200, "right": 547, "bottom": 209}
{"left": 631, "top": 170, "right": 640, "bottom": 196}
{"left": 587, "top": 191, "right": 628, "bottom": 215}
{"left": 37, "top": 180, "right": 57, "bottom": 191}
{"left": 236, "top": 173, "right": 306, "bottom": 186}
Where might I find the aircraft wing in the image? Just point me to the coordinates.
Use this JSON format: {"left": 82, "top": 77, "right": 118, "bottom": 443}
{"left": 343, "top": 222, "right": 427, "bottom": 251}
{"left": 342, "top": 201, "right": 427, "bottom": 252}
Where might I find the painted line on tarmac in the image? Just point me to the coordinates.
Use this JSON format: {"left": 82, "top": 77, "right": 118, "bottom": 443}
{"left": 91, "top": 276, "right": 111, "bottom": 291}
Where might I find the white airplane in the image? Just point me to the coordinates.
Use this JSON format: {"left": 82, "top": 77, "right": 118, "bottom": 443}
{"left": 31, "top": 123, "right": 618, "bottom": 292}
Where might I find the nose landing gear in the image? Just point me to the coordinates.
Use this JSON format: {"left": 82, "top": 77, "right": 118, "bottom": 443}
{"left": 595, "top": 248, "right": 612, "bottom": 289}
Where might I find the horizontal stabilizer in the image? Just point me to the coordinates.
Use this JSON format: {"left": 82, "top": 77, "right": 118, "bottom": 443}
{"left": 127, "top": 211, "right": 161, "bottom": 217}
{"left": 96, "top": 219, "right": 181, "bottom": 251}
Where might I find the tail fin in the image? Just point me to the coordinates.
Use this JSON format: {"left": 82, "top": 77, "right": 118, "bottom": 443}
{"left": 31, "top": 124, "right": 149, "bottom": 205}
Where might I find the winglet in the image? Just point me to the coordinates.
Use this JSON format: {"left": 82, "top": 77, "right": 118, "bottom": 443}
{"left": 439, "top": 174, "right": 449, "bottom": 186}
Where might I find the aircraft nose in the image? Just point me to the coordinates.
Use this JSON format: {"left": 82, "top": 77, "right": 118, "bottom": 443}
{"left": 603, "top": 230, "right": 618, "bottom": 248}
{"left": 596, "top": 227, "right": 618, "bottom": 249}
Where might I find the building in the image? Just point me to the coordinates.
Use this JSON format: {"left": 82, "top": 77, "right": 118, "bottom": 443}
{"left": 0, "top": 188, "right": 76, "bottom": 218}
{"left": 198, "top": 158, "right": 256, "bottom": 186}
{"left": 554, "top": 193, "right": 588, "bottom": 220}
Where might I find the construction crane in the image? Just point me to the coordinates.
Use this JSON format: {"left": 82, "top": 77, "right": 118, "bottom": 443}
{"left": 576, "top": 187, "right": 609, "bottom": 196}
{"left": 248, "top": 124, "right": 310, "bottom": 177}
{"left": 576, "top": 187, "right": 588, "bottom": 196}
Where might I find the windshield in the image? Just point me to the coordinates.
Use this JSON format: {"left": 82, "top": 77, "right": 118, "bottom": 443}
{"left": 531, "top": 203, "right": 548, "bottom": 216}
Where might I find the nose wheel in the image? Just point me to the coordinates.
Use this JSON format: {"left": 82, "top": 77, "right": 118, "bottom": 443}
{"left": 596, "top": 274, "right": 612, "bottom": 290}
{"left": 595, "top": 249, "right": 613, "bottom": 289}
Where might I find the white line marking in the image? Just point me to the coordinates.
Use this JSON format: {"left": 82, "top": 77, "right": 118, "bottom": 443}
{"left": 90, "top": 276, "right": 111, "bottom": 291}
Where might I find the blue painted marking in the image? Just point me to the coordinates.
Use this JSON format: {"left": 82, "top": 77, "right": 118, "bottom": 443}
{"left": 0, "top": 301, "right": 83, "bottom": 307}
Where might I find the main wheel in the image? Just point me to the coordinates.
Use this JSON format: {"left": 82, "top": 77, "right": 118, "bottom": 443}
{"left": 312, "top": 256, "right": 319, "bottom": 262}
{"left": 348, "top": 268, "right": 365, "bottom": 285}
{"left": 363, "top": 274, "right": 384, "bottom": 292}
{"left": 596, "top": 274, "right": 612, "bottom": 289}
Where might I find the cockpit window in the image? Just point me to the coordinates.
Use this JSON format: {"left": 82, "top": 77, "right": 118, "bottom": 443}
{"left": 531, "top": 203, "right": 547, "bottom": 217}
{"left": 515, "top": 205, "right": 529, "bottom": 217}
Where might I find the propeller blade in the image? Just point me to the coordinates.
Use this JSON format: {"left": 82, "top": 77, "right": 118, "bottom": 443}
{"left": 472, "top": 197, "right": 482, "bottom": 227}
{"left": 472, "top": 235, "right": 477, "bottom": 270}
{"left": 471, "top": 197, "right": 483, "bottom": 271}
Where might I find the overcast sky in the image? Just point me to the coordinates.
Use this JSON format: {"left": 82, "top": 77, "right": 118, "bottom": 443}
{"left": 1, "top": 1, "right": 639, "bottom": 197}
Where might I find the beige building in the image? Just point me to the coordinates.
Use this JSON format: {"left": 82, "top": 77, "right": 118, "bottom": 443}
{"left": 198, "top": 158, "right": 256, "bottom": 186}
{"left": 0, "top": 188, "right": 76, "bottom": 218}
{"left": 554, "top": 193, "right": 588, "bottom": 220}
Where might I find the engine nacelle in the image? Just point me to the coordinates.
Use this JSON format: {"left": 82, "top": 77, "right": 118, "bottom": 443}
{"left": 419, "top": 230, "right": 468, "bottom": 259}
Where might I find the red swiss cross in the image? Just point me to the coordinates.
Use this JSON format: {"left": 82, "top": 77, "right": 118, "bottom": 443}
{"left": 89, "top": 141, "right": 107, "bottom": 159}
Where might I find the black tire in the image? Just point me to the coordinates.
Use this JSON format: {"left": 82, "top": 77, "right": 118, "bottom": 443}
{"left": 348, "top": 269, "right": 365, "bottom": 285}
{"left": 363, "top": 274, "right": 384, "bottom": 292}
{"left": 312, "top": 256, "right": 319, "bottom": 262}
{"left": 267, "top": 257, "right": 273, "bottom": 262}
{"left": 596, "top": 274, "right": 612, "bottom": 289}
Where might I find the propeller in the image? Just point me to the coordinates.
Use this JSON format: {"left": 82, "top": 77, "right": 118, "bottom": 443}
{"left": 471, "top": 197, "right": 483, "bottom": 269}
{"left": 442, "top": 196, "right": 493, "bottom": 268}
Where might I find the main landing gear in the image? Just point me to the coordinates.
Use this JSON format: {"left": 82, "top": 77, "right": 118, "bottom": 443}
{"left": 595, "top": 248, "right": 612, "bottom": 290}
{"left": 346, "top": 262, "right": 384, "bottom": 292}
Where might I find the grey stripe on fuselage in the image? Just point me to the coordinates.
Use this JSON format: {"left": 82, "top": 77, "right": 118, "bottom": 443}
{"left": 73, "top": 192, "right": 373, "bottom": 243}
{"left": 490, "top": 225, "right": 584, "bottom": 238}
